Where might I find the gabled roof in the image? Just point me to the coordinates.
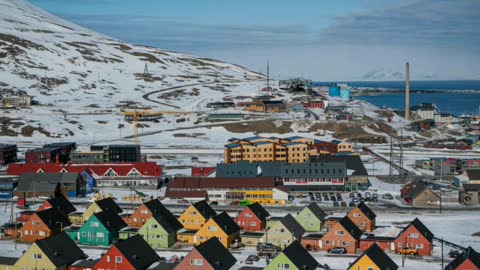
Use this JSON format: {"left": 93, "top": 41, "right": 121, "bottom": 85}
{"left": 350, "top": 244, "right": 398, "bottom": 270}
{"left": 279, "top": 214, "right": 305, "bottom": 239}
{"left": 0, "top": 257, "right": 18, "bottom": 265}
{"left": 143, "top": 199, "right": 183, "bottom": 232}
{"left": 211, "top": 212, "right": 240, "bottom": 236}
{"left": 93, "top": 210, "right": 127, "bottom": 232}
{"left": 150, "top": 214, "right": 182, "bottom": 234}
{"left": 95, "top": 197, "right": 123, "bottom": 214}
{"left": 446, "top": 246, "right": 480, "bottom": 270}
{"left": 35, "top": 232, "right": 86, "bottom": 267}
{"left": 306, "top": 203, "right": 327, "bottom": 221}
{"left": 114, "top": 235, "right": 160, "bottom": 270}
{"left": 282, "top": 241, "right": 319, "bottom": 269}
{"left": 168, "top": 177, "right": 277, "bottom": 189}
{"left": 355, "top": 202, "right": 376, "bottom": 220}
{"left": 195, "top": 237, "right": 237, "bottom": 270}
{"left": 403, "top": 183, "right": 439, "bottom": 200}
{"left": 36, "top": 207, "right": 71, "bottom": 231}
{"left": 405, "top": 218, "right": 434, "bottom": 242}
{"left": 338, "top": 216, "right": 362, "bottom": 240}
{"left": 46, "top": 194, "right": 76, "bottom": 215}
{"left": 192, "top": 200, "right": 217, "bottom": 219}
{"left": 247, "top": 202, "right": 270, "bottom": 222}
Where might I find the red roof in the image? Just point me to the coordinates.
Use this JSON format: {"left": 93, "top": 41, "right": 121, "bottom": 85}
{"left": 7, "top": 162, "right": 161, "bottom": 178}
{"left": 168, "top": 177, "right": 276, "bottom": 189}
{"left": 191, "top": 167, "right": 216, "bottom": 177}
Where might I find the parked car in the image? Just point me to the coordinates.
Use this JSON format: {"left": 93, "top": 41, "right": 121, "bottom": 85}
{"left": 308, "top": 192, "right": 314, "bottom": 197}
{"left": 328, "top": 247, "right": 346, "bottom": 254}
{"left": 178, "top": 199, "right": 189, "bottom": 204}
{"left": 395, "top": 248, "right": 418, "bottom": 255}
{"left": 352, "top": 197, "right": 359, "bottom": 203}
{"left": 333, "top": 201, "right": 340, "bottom": 207}
{"left": 349, "top": 192, "right": 355, "bottom": 198}
{"left": 310, "top": 196, "right": 316, "bottom": 202}
{"left": 449, "top": 250, "right": 461, "bottom": 258}
{"left": 330, "top": 196, "right": 337, "bottom": 202}
{"left": 349, "top": 200, "right": 356, "bottom": 207}
{"left": 210, "top": 201, "right": 218, "bottom": 205}
{"left": 365, "top": 192, "right": 371, "bottom": 199}
{"left": 257, "top": 243, "right": 282, "bottom": 253}
{"left": 323, "top": 195, "right": 329, "bottom": 201}
{"left": 382, "top": 193, "right": 394, "bottom": 200}
{"left": 316, "top": 196, "right": 322, "bottom": 202}
{"left": 245, "top": 255, "right": 259, "bottom": 264}
{"left": 341, "top": 201, "right": 347, "bottom": 207}
{"left": 315, "top": 192, "right": 321, "bottom": 197}
{"left": 168, "top": 255, "right": 181, "bottom": 263}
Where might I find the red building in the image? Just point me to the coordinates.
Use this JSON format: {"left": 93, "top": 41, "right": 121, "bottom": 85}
{"left": 234, "top": 202, "right": 270, "bottom": 232}
{"left": 393, "top": 218, "right": 434, "bottom": 256}
{"left": 175, "top": 237, "right": 236, "bottom": 270}
{"left": 301, "top": 233, "right": 324, "bottom": 251}
{"left": 16, "top": 210, "right": 35, "bottom": 223}
{"left": 359, "top": 236, "right": 396, "bottom": 252}
{"left": 25, "top": 147, "right": 62, "bottom": 164}
{"left": 94, "top": 235, "right": 159, "bottom": 270}
{"left": 446, "top": 247, "right": 480, "bottom": 270}
{"left": 21, "top": 207, "right": 70, "bottom": 243}
{"left": 7, "top": 162, "right": 161, "bottom": 187}
{"left": 191, "top": 167, "right": 216, "bottom": 177}
{"left": 321, "top": 217, "right": 362, "bottom": 254}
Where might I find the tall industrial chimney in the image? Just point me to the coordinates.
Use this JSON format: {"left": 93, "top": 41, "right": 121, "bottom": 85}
{"left": 405, "top": 62, "right": 410, "bottom": 120}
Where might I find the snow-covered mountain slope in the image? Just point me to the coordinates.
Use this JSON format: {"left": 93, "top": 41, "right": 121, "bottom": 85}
{"left": 0, "top": 0, "right": 272, "bottom": 141}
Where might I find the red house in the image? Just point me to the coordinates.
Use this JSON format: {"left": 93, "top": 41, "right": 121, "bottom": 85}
{"left": 446, "top": 246, "right": 480, "bottom": 270}
{"left": 175, "top": 237, "right": 236, "bottom": 270}
{"left": 303, "top": 100, "right": 326, "bottom": 109}
{"left": 393, "top": 218, "right": 434, "bottom": 256}
{"left": 94, "top": 235, "right": 159, "bottom": 270}
{"left": 21, "top": 207, "right": 71, "bottom": 243}
{"left": 234, "top": 202, "right": 270, "bottom": 232}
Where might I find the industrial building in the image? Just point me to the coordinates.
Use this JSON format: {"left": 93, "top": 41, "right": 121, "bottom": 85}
{"left": 90, "top": 145, "right": 141, "bottom": 162}
{"left": 0, "top": 144, "right": 17, "bottom": 165}
{"left": 1, "top": 95, "right": 32, "bottom": 107}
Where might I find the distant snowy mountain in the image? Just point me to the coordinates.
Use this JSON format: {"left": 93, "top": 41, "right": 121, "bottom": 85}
{"left": 361, "top": 70, "right": 439, "bottom": 81}
{"left": 0, "top": 0, "right": 269, "bottom": 140}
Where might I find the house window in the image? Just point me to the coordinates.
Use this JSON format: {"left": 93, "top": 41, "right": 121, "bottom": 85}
{"left": 115, "top": 256, "right": 122, "bottom": 263}
{"left": 245, "top": 213, "right": 253, "bottom": 218}
{"left": 408, "top": 233, "right": 419, "bottom": 239}
{"left": 81, "top": 232, "right": 86, "bottom": 237}
{"left": 250, "top": 222, "right": 257, "bottom": 226}
{"left": 140, "top": 210, "right": 148, "bottom": 215}
{"left": 416, "top": 244, "right": 424, "bottom": 249}
{"left": 90, "top": 222, "right": 99, "bottom": 228}
{"left": 343, "top": 241, "right": 349, "bottom": 246}
{"left": 208, "top": 226, "right": 217, "bottom": 232}
{"left": 276, "top": 228, "right": 285, "bottom": 233}
{"left": 24, "top": 230, "right": 28, "bottom": 236}
{"left": 368, "top": 268, "right": 374, "bottom": 270}
{"left": 39, "top": 231, "right": 46, "bottom": 236}
{"left": 190, "top": 259, "right": 203, "bottom": 266}
{"left": 354, "top": 213, "right": 361, "bottom": 218}
{"left": 150, "top": 224, "right": 158, "bottom": 229}
{"left": 156, "top": 235, "right": 162, "bottom": 239}
{"left": 96, "top": 232, "right": 104, "bottom": 238}
{"left": 325, "top": 240, "right": 330, "bottom": 245}
{"left": 277, "top": 263, "right": 290, "bottom": 269}
{"left": 336, "top": 230, "right": 344, "bottom": 236}
{"left": 106, "top": 256, "right": 110, "bottom": 263}
{"left": 32, "top": 254, "right": 42, "bottom": 260}
{"left": 360, "top": 222, "right": 366, "bottom": 226}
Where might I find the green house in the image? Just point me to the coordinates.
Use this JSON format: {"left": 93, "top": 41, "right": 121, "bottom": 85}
{"left": 266, "top": 241, "right": 319, "bottom": 270}
{"left": 139, "top": 213, "right": 183, "bottom": 249}
{"left": 78, "top": 210, "right": 127, "bottom": 246}
{"left": 295, "top": 202, "right": 327, "bottom": 232}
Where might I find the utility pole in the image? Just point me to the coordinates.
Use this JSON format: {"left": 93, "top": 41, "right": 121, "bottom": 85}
{"left": 405, "top": 62, "right": 410, "bottom": 120}
{"left": 389, "top": 137, "right": 394, "bottom": 179}
{"left": 441, "top": 237, "right": 444, "bottom": 269}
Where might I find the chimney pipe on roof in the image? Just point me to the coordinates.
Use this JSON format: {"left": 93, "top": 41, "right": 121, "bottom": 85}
{"left": 405, "top": 62, "right": 410, "bottom": 120}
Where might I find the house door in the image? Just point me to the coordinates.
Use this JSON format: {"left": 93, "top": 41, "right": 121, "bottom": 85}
{"left": 193, "top": 235, "right": 197, "bottom": 244}
{"left": 391, "top": 242, "right": 395, "bottom": 251}
{"left": 319, "top": 240, "right": 323, "bottom": 249}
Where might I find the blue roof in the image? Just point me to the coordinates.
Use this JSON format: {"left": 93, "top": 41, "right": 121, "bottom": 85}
{"left": 254, "top": 142, "right": 272, "bottom": 146}
{"left": 228, "top": 138, "right": 239, "bottom": 142}
{"left": 285, "top": 136, "right": 304, "bottom": 141}
{"left": 225, "top": 143, "right": 241, "bottom": 148}
{"left": 331, "top": 140, "right": 342, "bottom": 144}
{"left": 243, "top": 136, "right": 265, "bottom": 141}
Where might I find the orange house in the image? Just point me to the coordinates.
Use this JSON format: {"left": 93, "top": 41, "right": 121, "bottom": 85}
{"left": 347, "top": 202, "right": 376, "bottom": 232}
{"left": 194, "top": 212, "right": 240, "bottom": 248}
{"left": 321, "top": 217, "right": 362, "bottom": 254}
{"left": 125, "top": 199, "right": 175, "bottom": 228}
{"left": 178, "top": 200, "right": 217, "bottom": 231}
{"left": 21, "top": 207, "right": 71, "bottom": 243}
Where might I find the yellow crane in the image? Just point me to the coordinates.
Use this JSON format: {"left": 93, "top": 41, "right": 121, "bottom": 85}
{"left": 122, "top": 110, "right": 193, "bottom": 144}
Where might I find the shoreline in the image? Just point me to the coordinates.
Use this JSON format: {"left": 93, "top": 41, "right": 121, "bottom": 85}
{"left": 350, "top": 88, "right": 480, "bottom": 96}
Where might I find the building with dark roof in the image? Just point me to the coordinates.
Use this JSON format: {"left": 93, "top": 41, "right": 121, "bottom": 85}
{"left": 235, "top": 202, "right": 270, "bottom": 232}
{"left": 263, "top": 214, "right": 305, "bottom": 248}
{"left": 38, "top": 194, "right": 77, "bottom": 216}
{"left": 176, "top": 237, "right": 236, "bottom": 270}
{"left": 267, "top": 241, "right": 319, "bottom": 270}
{"left": 401, "top": 182, "right": 440, "bottom": 207}
{"left": 95, "top": 235, "right": 159, "bottom": 270}
{"left": 295, "top": 202, "right": 327, "bottom": 232}
{"left": 20, "top": 207, "right": 71, "bottom": 243}
{"left": 178, "top": 200, "right": 217, "bottom": 231}
{"left": 15, "top": 232, "right": 86, "bottom": 269}
{"left": 446, "top": 246, "right": 480, "bottom": 270}
{"left": 78, "top": 210, "right": 127, "bottom": 246}
{"left": 393, "top": 218, "right": 434, "bottom": 256}
{"left": 195, "top": 212, "right": 241, "bottom": 248}
{"left": 348, "top": 243, "right": 398, "bottom": 270}
{"left": 321, "top": 216, "right": 362, "bottom": 254}
{"left": 69, "top": 259, "right": 100, "bottom": 270}
{"left": 0, "top": 144, "right": 17, "bottom": 165}
{"left": 347, "top": 202, "right": 377, "bottom": 232}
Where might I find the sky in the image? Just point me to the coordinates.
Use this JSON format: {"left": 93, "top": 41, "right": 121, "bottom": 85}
{"left": 29, "top": 0, "right": 480, "bottom": 81}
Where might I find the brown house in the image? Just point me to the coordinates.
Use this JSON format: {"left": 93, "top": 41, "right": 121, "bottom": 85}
{"left": 401, "top": 182, "right": 440, "bottom": 207}
{"left": 126, "top": 199, "right": 180, "bottom": 229}
{"left": 21, "top": 207, "right": 71, "bottom": 243}
{"left": 347, "top": 202, "right": 376, "bottom": 232}
{"left": 175, "top": 237, "right": 236, "bottom": 270}
{"left": 321, "top": 216, "right": 362, "bottom": 254}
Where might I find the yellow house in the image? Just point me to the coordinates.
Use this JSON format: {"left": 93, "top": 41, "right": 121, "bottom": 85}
{"left": 178, "top": 200, "right": 217, "bottom": 231}
{"left": 333, "top": 140, "right": 353, "bottom": 153}
{"left": 15, "top": 233, "right": 86, "bottom": 270}
{"left": 81, "top": 197, "right": 123, "bottom": 224}
{"left": 285, "top": 143, "right": 309, "bottom": 163}
{"left": 194, "top": 212, "right": 240, "bottom": 248}
{"left": 348, "top": 244, "right": 398, "bottom": 270}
